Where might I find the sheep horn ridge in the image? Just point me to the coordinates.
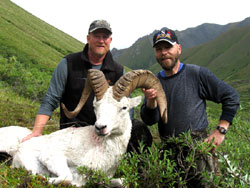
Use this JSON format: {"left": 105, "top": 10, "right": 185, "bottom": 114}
{"left": 61, "top": 69, "right": 109, "bottom": 119}
{"left": 112, "top": 70, "right": 168, "bottom": 124}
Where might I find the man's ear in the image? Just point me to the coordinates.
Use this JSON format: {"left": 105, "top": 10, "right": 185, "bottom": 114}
{"left": 178, "top": 44, "right": 182, "bottom": 55}
{"left": 87, "top": 34, "right": 90, "bottom": 43}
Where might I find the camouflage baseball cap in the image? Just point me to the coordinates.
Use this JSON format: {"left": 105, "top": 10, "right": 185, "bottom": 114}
{"left": 88, "top": 20, "right": 112, "bottom": 34}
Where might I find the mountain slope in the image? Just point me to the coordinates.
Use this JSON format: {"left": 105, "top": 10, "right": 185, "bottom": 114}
{"left": 113, "top": 17, "right": 250, "bottom": 71}
{"left": 182, "top": 25, "right": 250, "bottom": 79}
{"left": 181, "top": 25, "right": 250, "bottom": 95}
{"left": 0, "top": 0, "right": 83, "bottom": 69}
{"left": 0, "top": 0, "right": 84, "bottom": 100}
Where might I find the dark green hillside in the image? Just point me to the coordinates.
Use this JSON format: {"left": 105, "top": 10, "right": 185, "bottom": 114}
{"left": 181, "top": 25, "right": 250, "bottom": 95}
{"left": 0, "top": 0, "right": 84, "bottom": 100}
{"left": 177, "top": 17, "right": 250, "bottom": 49}
{"left": 177, "top": 23, "right": 226, "bottom": 49}
{"left": 115, "top": 36, "right": 155, "bottom": 70}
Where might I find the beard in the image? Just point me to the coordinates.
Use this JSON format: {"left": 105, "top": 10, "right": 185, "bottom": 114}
{"left": 157, "top": 53, "right": 180, "bottom": 71}
{"left": 89, "top": 45, "right": 109, "bottom": 58}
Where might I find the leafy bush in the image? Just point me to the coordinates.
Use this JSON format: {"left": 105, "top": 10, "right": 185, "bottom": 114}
{"left": 0, "top": 55, "right": 51, "bottom": 100}
{"left": 117, "top": 142, "right": 179, "bottom": 188}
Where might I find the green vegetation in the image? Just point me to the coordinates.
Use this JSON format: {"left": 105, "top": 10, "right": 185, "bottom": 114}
{"left": 0, "top": 0, "right": 249, "bottom": 187}
{"left": 1, "top": 110, "right": 249, "bottom": 187}
{"left": 0, "top": 55, "right": 51, "bottom": 100}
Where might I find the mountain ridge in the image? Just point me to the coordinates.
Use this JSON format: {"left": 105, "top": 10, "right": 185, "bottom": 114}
{"left": 112, "top": 17, "right": 250, "bottom": 70}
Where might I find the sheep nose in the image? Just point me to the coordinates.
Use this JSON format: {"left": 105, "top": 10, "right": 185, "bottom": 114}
{"left": 95, "top": 124, "right": 107, "bottom": 131}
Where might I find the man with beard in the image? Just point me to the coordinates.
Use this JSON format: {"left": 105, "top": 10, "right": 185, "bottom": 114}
{"left": 140, "top": 29, "right": 240, "bottom": 187}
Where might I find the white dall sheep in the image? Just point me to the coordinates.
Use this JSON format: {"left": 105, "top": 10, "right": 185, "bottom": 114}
{"left": 0, "top": 69, "right": 167, "bottom": 187}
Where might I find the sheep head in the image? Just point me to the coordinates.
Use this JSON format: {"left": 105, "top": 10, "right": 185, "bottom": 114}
{"left": 61, "top": 69, "right": 168, "bottom": 127}
{"left": 93, "top": 87, "right": 142, "bottom": 136}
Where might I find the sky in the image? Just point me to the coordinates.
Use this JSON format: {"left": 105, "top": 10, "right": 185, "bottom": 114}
{"left": 11, "top": 0, "right": 250, "bottom": 50}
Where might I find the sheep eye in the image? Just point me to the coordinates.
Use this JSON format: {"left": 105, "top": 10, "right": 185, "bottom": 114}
{"left": 122, "top": 107, "right": 127, "bottom": 110}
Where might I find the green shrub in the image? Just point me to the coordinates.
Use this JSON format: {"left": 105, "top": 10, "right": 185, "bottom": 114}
{"left": 0, "top": 55, "right": 51, "bottom": 100}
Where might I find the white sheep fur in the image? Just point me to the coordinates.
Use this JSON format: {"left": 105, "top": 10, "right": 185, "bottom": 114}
{"left": 0, "top": 87, "right": 142, "bottom": 187}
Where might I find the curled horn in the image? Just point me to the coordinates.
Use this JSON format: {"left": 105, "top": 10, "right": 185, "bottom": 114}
{"left": 112, "top": 69, "right": 167, "bottom": 124}
{"left": 61, "top": 69, "right": 109, "bottom": 119}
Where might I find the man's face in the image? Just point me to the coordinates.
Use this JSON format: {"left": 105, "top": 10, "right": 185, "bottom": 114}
{"left": 154, "top": 42, "right": 181, "bottom": 71}
{"left": 87, "top": 29, "right": 112, "bottom": 57}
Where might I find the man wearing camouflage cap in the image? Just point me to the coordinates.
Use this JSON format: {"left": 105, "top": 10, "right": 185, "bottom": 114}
{"left": 23, "top": 19, "right": 124, "bottom": 141}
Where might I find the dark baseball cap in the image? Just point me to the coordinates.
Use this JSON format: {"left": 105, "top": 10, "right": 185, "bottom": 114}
{"left": 153, "top": 29, "right": 179, "bottom": 47}
{"left": 88, "top": 20, "right": 112, "bottom": 34}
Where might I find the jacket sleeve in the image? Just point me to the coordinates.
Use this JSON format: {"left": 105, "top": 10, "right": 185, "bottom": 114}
{"left": 198, "top": 67, "right": 240, "bottom": 124}
{"left": 38, "top": 58, "right": 68, "bottom": 116}
{"left": 140, "top": 98, "right": 161, "bottom": 126}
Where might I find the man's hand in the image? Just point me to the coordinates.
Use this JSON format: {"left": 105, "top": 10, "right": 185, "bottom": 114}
{"left": 204, "top": 120, "right": 229, "bottom": 153}
{"left": 142, "top": 88, "right": 157, "bottom": 109}
{"left": 22, "top": 132, "right": 42, "bottom": 142}
{"left": 204, "top": 130, "right": 225, "bottom": 153}
{"left": 142, "top": 88, "right": 157, "bottom": 99}
{"left": 21, "top": 114, "right": 50, "bottom": 142}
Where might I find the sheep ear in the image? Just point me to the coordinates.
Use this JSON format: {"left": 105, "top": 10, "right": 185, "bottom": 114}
{"left": 129, "top": 96, "right": 142, "bottom": 108}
